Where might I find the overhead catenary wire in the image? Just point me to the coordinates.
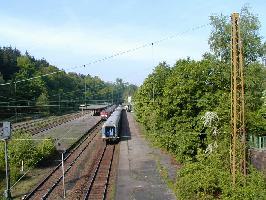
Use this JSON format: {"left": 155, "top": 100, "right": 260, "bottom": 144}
{"left": 9, "top": 112, "right": 93, "bottom": 190}
{"left": 7, "top": 23, "right": 210, "bottom": 189}
{"left": 0, "top": 23, "right": 210, "bottom": 87}
{"left": 0, "top": 71, "right": 60, "bottom": 86}
{"left": 0, "top": 76, "right": 120, "bottom": 103}
{"left": 82, "top": 24, "right": 209, "bottom": 67}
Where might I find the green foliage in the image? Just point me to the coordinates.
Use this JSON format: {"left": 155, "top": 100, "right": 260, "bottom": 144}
{"left": 0, "top": 144, "right": 4, "bottom": 171}
{"left": 0, "top": 73, "right": 4, "bottom": 84}
{"left": 8, "top": 132, "right": 38, "bottom": 168}
{"left": 37, "top": 137, "right": 56, "bottom": 159}
{"left": 135, "top": 58, "right": 234, "bottom": 162}
{"left": 209, "top": 5, "right": 266, "bottom": 63}
{"left": 0, "top": 46, "right": 20, "bottom": 81}
{"left": 0, "top": 47, "right": 138, "bottom": 120}
{"left": 15, "top": 56, "right": 47, "bottom": 100}
{"left": 176, "top": 148, "right": 266, "bottom": 200}
{"left": 36, "top": 90, "right": 50, "bottom": 115}
{"left": 0, "top": 132, "right": 56, "bottom": 182}
{"left": 134, "top": 6, "right": 265, "bottom": 199}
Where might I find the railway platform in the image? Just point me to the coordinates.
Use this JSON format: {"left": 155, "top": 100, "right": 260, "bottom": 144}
{"left": 115, "top": 112, "right": 177, "bottom": 200}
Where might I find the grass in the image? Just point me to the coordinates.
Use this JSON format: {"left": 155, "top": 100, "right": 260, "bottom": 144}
{"left": 0, "top": 169, "right": 7, "bottom": 199}
{"left": 109, "top": 183, "right": 116, "bottom": 200}
{"left": 10, "top": 166, "right": 53, "bottom": 200}
{"left": 156, "top": 159, "right": 175, "bottom": 189}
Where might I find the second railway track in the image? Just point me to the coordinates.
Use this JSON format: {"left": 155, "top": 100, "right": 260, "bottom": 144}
{"left": 82, "top": 144, "right": 116, "bottom": 200}
{"left": 24, "top": 120, "right": 103, "bottom": 200}
{"left": 1, "top": 111, "right": 91, "bottom": 136}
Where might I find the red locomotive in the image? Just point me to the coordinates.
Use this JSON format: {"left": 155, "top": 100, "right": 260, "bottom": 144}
{"left": 100, "top": 105, "right": 116, "bottom": 120}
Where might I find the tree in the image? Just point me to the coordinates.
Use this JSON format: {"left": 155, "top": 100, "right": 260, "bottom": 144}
{"left": 209, "top": 5, "right": 266, "bottom": 64}
{"left": 13, "top": 56, "right": 47, "bottom": 102}
{"left": 37, "top": 137, "right": 56, "bottom": 159}
{"left": 36, "top": 91, "right": 50, "bottom": 114}
{"left": 209, "top": 5, "right": 266, "bottom": 133}
{"left": 134, "top": 6, "right": 266, "bottom": 199}
{"left": 0, "top": 46, "right": 20, "bottom": 81}
{"left": 0, "top": 73, "right": 3, "bottom": 82}
{"left": 0, "top": 46, "right": 138, "bottom": 119}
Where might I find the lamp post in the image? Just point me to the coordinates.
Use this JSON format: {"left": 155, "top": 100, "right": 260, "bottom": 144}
{"left": 58, "top": 93, "right": 61, "bottom": 114}
{"left": 14, "top": 82, "right": 18, "bottom": 123}
{"left": 4, "top": 139, "right": 11, "bottom": 199}
{"left": 61, "top": 152, "right": 66, "bottom": 198}
{"left": 83, "top": 66, "right": 87, "bottom": 107}
{"left": 112, "top": 87, "right": 114, "bottom": 105}
{"left": 2, "top": 122, "right": 11, "bottom": 199}
{"left": 84, "top": 78, "right": 86, "bottom": 106}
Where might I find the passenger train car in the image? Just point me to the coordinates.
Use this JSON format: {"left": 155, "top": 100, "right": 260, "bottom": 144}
{"left": 101, "top": 106, "right": 122, "bottom": 142}
{"left": 100, "top": 105, "right": 117, "bottom": 120}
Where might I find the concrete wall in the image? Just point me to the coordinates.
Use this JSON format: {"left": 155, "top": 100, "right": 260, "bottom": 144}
{"left": 249, "top": 148, "right": 266, "bottom": 173}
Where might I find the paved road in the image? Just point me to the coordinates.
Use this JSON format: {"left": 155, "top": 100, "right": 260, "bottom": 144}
{"left": 116, "top": 112, "right": 176, "bottom": 200}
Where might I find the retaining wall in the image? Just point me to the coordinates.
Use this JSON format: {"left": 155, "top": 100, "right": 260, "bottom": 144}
{"left": 249, "top": 148, "right": 266, "bottom": 174}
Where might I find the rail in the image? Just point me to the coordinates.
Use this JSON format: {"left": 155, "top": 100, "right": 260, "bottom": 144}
{"left": 83, "top": 144, "right": 115, "bottom": 200}
{"left": 23, "top": 119, "right": 102, "bottom": 200}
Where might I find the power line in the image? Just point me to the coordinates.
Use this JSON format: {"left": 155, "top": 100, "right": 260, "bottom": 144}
{"left": 82, "top": 24, "right": 209, "bottom": 67}
{"left": 10, "top": 112, "right": 94, "bottom": 190}
{"left": 0, "top": 71, "right": 60, "bottom": 86}
{"left": 0, "top": 95, "right": 16, "bottom": 101}
{"left": 0, "top": 23, "right": 209, "bottom": 87}
{"left": 7, "top": 24, "right": 211, "bottom": 190}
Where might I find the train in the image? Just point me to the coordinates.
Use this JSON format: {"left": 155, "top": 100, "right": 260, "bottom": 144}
{"left": 100, "top": 105, "right": 117, "bottom": 120}
{"left": 125, "top": 104, "right": 132, "bottom": 112}
{"left": 101, "top": 106, "right": 123, "bottom": 142}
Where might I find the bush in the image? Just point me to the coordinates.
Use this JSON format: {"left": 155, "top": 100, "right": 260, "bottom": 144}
{"left": 37, "top": 137, "right": 56, "bottom": 159}
{"left": 176, "top": 148, "right": 266, "bottom": 200}
{"left": 0, "top": 132, "right": 56, "bottom": 183}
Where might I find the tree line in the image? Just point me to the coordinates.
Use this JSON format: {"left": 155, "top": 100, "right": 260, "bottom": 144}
{"left": 0, "top": 43, "right": 138, "bottom": 190}
{"left": 0, "top": 48, "right": 137, "bottom": 121}
{"left": 134, "top": 6, "right": 266, "bottom": 199}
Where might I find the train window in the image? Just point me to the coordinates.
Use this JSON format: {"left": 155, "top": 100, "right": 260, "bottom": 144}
{"left": 105, "top": 126, "right": 115, "bottom": 137}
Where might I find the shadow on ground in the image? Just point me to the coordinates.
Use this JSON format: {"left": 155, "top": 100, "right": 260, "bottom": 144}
{"left": 120, "top": 110, "right": 131, "bottom": 141}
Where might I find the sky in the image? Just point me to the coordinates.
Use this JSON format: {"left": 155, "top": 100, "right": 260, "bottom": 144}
{"left": 0, "top": 0, "right": 265, "bottom": 85}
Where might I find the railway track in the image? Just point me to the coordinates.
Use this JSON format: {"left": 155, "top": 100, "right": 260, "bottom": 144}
{"left": 82, "top": 144, "right": 116, "bottom": 200}
{"left": 24, "top": 120, "right": 103, "bottom": 200}
{"left": 1, "top": 111, "right": 90, "bottom": 136}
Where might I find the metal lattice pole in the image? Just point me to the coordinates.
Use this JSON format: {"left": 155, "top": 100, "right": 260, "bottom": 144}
{"left": 230, "top": 12, "right": 247, "bottom": 186}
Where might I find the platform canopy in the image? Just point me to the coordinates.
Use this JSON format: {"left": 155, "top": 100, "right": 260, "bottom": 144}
{"left": 79, "top": 104, "right": 109, "bottom": 110}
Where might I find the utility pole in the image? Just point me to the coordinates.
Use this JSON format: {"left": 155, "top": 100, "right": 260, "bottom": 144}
{"left": 230, "top": 12, "right": 246, "bottom": 186}
{"left": 14, "top": 82, "right": 17, "bottom": 123}
{"left": 61, "top": 152, "right": 66, "bottom": 198}
{"left": 4, "top": 139, "right": 11, "bottom": 199}
{"left": 83, "top": 66, "right": 87, "bottom": 107}
{"left": 112, "top": 88, "right": 114, "bottom": 105}
{"left": 1, "top": 122, "right": 12, "bottom": 199}
{"left": 59, "top": 93, "right": 61, "bottom": 114}
{"left": 84, "top": 78, "right": 86, "bottom": 106}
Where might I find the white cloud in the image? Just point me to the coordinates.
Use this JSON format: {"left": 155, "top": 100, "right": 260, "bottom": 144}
{"left": 0, "top": 15, "right": 209, "bottom": 62}
{"left": 0, "top": 15, "right": 210, "bottom": 85}
{"left": 0, "top": 18, "right": 131, "bottom": 55}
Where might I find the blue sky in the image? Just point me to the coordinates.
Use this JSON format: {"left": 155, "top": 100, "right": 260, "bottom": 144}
{"left": 0, "top": 0, "right": 265, "bottom": 85}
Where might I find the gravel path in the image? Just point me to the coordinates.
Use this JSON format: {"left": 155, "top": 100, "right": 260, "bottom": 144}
{"left": 115, "top": 112, "right": 177, "bottom": 200}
